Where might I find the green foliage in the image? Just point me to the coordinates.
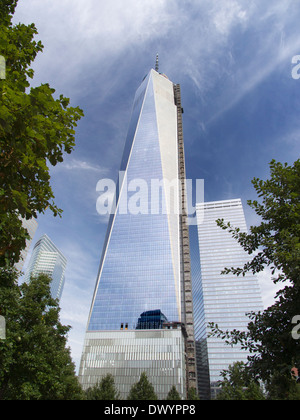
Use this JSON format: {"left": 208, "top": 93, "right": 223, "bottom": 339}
{"left": 216, "top": 159, "right": 300, "bottom": 286}
{"left": 210, "top": 159, "right": 300, "bottom": 399}
{"left": 127, "top": 372, "right": 157, "bottom": 400}
{"left": 0, "top": 0, "right": 84, "bottom": 267}
{"left": 266, "top": 371, "right": 300, "bottom": 400}
{"left": 166, "top": 385, "right": 181, "bottom": 400}
{"left": 85, "top": 374, "right": 120, "bottom": 400}
{"left": 187, "top": 387, "right": 200, "bottom": 400}
{"left": 0, "top": 269, "right": 83, "bottom": 400}
{"left": 0, "top": 1, "right": 18, "bottom": 27}
{"left": 216, "top": 362, "right": 265, "bottom": 400}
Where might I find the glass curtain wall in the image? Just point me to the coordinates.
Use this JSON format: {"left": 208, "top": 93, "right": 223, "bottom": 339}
{"left": 87, "top": 70, "right": 181, "bottom": 332}
{"left": 194, "top": 199, "right": 263, "bottom": 399}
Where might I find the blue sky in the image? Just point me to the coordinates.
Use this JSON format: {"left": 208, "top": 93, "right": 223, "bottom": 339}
{"left": 13, "top": 0, "right": 300, "bottom": 371}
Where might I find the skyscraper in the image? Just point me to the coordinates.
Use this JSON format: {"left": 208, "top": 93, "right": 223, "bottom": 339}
{"left": 79, "top": 68, "right": 197, "bottom": 399}
{"left": 193, "top": 199, "right": 263, "bottom": 399}
{"left": 24, "top": 234, "right": 67, "bottom": 301}
{"left": 15, "top": 217, "right": 38, "bottom": 272}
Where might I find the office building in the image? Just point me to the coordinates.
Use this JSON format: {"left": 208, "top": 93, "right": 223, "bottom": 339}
{"left": 24, "top": 234, "right": 67, "bottom": 301}
{"left": 15, "top": 217, "right": 38, "bottom": 272}
{"left": 193, "top": 199, "right": 263, "bottom": 399}
{"left": 79, "top": 67, "right": 197, "bottom": 399}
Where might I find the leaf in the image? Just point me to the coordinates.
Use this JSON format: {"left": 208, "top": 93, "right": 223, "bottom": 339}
{"left": 0, "top": 4, "right": 84, "bottom": 267}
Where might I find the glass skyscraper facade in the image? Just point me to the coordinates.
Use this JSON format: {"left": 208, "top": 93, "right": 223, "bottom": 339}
{"left": 193, "top": 199, "right": 263, "bottom": 399}
{"left": 79, "top": 68, "right": 197, "bottom": 399}
{"left": 24, "top": 234, "right": 67, "bottom": 301}
{"left": 15, "top": 217, "right": 38, "bottom": 272}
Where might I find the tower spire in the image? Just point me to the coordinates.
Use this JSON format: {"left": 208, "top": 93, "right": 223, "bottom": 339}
{"left": 155, "top": 54, "right": 159, "bottom": 73}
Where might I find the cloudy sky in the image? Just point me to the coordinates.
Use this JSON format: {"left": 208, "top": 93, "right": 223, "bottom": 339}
{"left": 13, "top": 0, "right": 300, "bottom": 371}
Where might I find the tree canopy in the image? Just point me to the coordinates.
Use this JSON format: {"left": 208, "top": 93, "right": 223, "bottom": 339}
{"left": 127, "top": 372, "right": 157, "bottom": 400}
{"left": 216, "top": 362, "right": 265, "bottom": 400}
{"left": 217, "top": 159, "right": 300, "bottom": 286}
{"left": 0, "top": 270, "right": 83, "bottom": 400}
{"left": 211, "top": 159, "right": 300, "bottom": 398}
{"left": 0, "top": 1, "right": 84, "bottom": 400}
{"left": 0, "top": 0, "right": 84, "bottom": 267}
{"left": 166, "top": 385, "right": 181, "bottom": 400}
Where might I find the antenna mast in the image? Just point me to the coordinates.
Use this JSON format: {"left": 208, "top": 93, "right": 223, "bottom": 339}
{"left": 155, "top": 54, "right": 159, "bottom": 73}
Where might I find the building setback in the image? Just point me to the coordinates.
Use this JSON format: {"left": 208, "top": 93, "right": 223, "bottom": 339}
{"left": 79, "top": 68, "right": 197, "bottom": 399}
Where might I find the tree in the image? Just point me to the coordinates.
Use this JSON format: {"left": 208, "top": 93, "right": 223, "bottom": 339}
{"left": 0, "top": 269, "right": 83, "bottom": 400}
{"left": 210, "top": 159, "right": 300, "bottom": 397}
{"left": 127, "top": 372, "right": 157, "bottom": 400}
{"left": 266, "top": 371, "right": 300, "bottom": 400}
{"left": 166, "top": 385, "right": 181, "bottom": 400}
{"left": 216, "top": 159, "right": 300, "bottom": 286}
{"left": 85, "top": 374, "right": 120, "bottom": 400}
{"left": 187, "top": 387, "right": 200, "bottom": 400}
{"left": 216, "top": 362, "right": 265, "bottom": 400}
{"left": 0, "top": 0, "right": 84, "bottom": 267}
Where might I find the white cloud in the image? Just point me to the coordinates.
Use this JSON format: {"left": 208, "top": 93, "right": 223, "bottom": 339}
{"left": 12, "top": 0, "right": 299, "bottom": 372}
{"left": 158, "top": 0, "right": 300, "bottom": 126}
{"left": 56, "top": 158, "right": 107, "bottom": 173}
{"left": 58, "top": 239, "right": 100, "bottom": 371}
{"left": 60, "top": 289, "right": 90, "bottom": 371}
{"left": 257, "top": 268, "right": 283, "bottom": 309}
{"left": 14, "top": 0, "right": 176, "bottom": 86}
{"left": 281, "top": 128, "right": 300, "bottom": 153}
{"left": 211, "top": 0, "right": 249, "bottom": 35}
{"left": 220, "top": 34, "right": 300, "bottom": 121}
